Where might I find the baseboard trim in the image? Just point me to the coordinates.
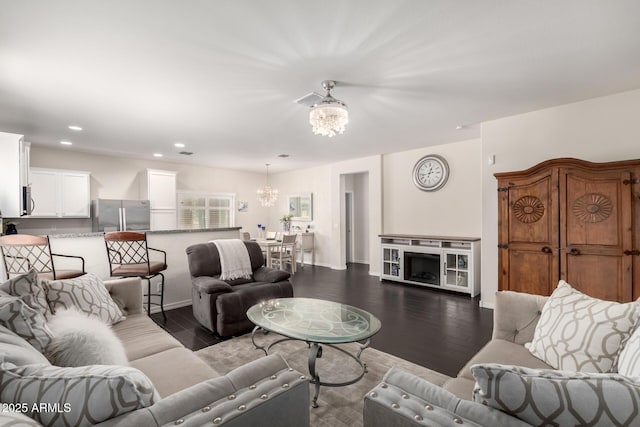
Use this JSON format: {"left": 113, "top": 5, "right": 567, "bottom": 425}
{"left": 149, "top": 299, "right": 191, "bottom": 314}
{"left": 479, "top": 300, "right": 495, "bottom": 310}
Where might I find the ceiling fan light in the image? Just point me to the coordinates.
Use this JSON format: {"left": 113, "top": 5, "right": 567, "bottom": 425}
{"left": 309, "top": 102, "right": 349, "bottom": 138}
{"left": 309, "top": 80, "right": 349, "bottom": 138}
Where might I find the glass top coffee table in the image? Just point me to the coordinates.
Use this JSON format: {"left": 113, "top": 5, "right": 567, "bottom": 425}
{"left": 247, "top": 297, "right": 382, "bottom": 407}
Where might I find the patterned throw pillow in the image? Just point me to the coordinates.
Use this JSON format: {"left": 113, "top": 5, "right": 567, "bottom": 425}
{"left": 0, "top": 269, "right": 51, "bottom": 318}
{"left": 472, "top": 364, "right": 640, "bottom": 427}
{"left": 528, "top": 280, "right": 639, "bottom": 372}
{"left": 0, "top": 324, "right": 51, "bottom": 366}
{"left": 0, "top": 361, "right": 159, "bottom": 427}
{"left": 43, "top": 273, "right": 125, "bottom": 325}
{"left": 618, "top": 324, "right": 640, "bottom": 377}
{"left": 0, "top": 292, "right": 53, "bottom": 352}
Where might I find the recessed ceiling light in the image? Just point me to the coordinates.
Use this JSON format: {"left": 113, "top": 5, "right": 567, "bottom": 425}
{"left": 455, "top": 125, "right": 465, "bottom": 130}
{"left": 68, "top": 125, "right": 83, "bottom": 131}
{"left": 60, "top": 141, "right": 73, "bottom": 145}
{"left": 153, "top": 153, "right": 163, "bottom": 157}
{"left": 174, "top": 142, "right": 185, "bottom": 148}
{"left": 278, "top": 154, "right": 290, "bottom": 158}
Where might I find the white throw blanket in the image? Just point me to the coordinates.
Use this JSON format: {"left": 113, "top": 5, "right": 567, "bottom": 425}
{"left": 211, "top": 239, "right": 252, "bottom": 281}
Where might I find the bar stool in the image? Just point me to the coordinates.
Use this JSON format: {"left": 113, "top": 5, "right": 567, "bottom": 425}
{"left": 103, "top": 231, "right": 167, "bottom": 320}
{"left": 0, "top": 234, "right": 85, "bottom": 280}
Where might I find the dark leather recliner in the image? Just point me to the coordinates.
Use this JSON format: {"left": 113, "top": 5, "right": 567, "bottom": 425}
{"left": 185, "top": 241, "right": 293, "bottom": 337}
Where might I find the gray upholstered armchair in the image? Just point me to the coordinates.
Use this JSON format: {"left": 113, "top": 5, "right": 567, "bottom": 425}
{"left": 185, "top": 241, "right": 293, "bottom": 337}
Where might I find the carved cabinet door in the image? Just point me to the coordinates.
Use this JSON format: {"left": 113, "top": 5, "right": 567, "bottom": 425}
{"left": 497, "top": 159, "right": 640, "bottom": 302}
{"left": 560, "top": 168, "right": 633, "bottom": 301}
{"left": 497, "top": 169, "right": 559, "bottom": 295}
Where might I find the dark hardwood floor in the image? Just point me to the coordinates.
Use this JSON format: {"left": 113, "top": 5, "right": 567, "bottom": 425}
{"left": 151, "top": 263, "right": 494, "bottom": 377}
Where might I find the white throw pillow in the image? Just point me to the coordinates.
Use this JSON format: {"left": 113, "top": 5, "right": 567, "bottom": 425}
{"left": 472, "top": 363, "right": 640, "bottom": 427}
{"left": 528, "top": 281, "right": 639, "bottom": 372}
{"left": 618, "top": 323, "right": 640, "bottom": 377}
{"left": 0, "top": 292, "right": 53, "bottom": 352}
{"left": 43, "top": 273, "right": 125, "bottom": 325}
{"left": 45, "top": 308, "right": 128, "bottom": 367}
{"left": 0, "top": 361, "right": 159, "bottom": 427}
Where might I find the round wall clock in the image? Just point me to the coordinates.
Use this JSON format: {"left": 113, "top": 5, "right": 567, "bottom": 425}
{"left": 412, "top": 154, "right": 450, "bottom": 192}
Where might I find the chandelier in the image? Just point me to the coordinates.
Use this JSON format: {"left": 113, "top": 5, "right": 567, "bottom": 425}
{"left": 257, "top": 163, "right": 278, "bottom": 207}
{"left": 309, "top": 80, "right": 349, "bottom": 138}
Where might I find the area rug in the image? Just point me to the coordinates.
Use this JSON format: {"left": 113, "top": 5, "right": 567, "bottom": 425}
{"left": 195, "top": 333, "right": 451, "bottom": 427}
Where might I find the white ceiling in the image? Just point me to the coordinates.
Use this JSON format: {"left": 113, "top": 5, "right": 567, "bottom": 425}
{"left": 1, "top": 1, "right": 640, "bottom": 172}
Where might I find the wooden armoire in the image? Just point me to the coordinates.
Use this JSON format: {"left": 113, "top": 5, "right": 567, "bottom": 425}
{"left": 495, "top": 158, "right": 640, "bottom": 302}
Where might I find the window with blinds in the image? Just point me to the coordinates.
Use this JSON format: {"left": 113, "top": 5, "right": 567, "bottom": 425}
{"left": 177, "top": 192, "right": 235, "bottom": 229}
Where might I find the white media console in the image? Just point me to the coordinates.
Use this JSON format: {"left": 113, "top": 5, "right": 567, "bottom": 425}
{"left": 380, "top": 234, "right": 480, "bottom": 297}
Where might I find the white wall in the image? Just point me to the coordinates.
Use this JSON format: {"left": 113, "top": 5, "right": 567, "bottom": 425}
{"left": 382, "top": 138, "right": 482, "bottom": 238}
{"left": 267, "top": 164, "right": 333, "bottom": 267}
{"left": 352, "top": 172, "right": 369, "bottom": 263}
{"left": 342, "top": 172, "right": 369, "bottom": 264}
{"left": 481, "top": 88, "right": 640, "bottom": 307}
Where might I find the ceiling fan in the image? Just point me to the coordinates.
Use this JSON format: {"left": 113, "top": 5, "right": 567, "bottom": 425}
{"left": 295, "top": 80, "right": 349, "bottom": 137}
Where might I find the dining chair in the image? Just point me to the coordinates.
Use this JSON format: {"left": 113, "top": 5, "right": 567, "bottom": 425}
{"left": 103, "top": 231, "right": 167, "bottom": 320}
{"left": 297, "top": 232, "right": 315, "bottom": 268}
{"left": 269, "top": 234, "right": 297, "bottom": 274}
{"left": 0, "top": 234, "right": 85, "bottom": 280}
{"left": 265, "top": 231, "right": 277, "bottom": 240}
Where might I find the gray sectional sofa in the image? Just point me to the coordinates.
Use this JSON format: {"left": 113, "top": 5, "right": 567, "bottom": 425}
{"left": 364, "top": 290, "right": 558, "bottom": 426}
{"left": 364, "top": 286, "right": 640, "bottom": 427}
{"left": 0, "top": 277, "right": 310, "bottom": 427}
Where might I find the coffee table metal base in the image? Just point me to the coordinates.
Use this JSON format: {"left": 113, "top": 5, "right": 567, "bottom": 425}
{"left": 251, "top": 326, "right": 370, "bottom": 408}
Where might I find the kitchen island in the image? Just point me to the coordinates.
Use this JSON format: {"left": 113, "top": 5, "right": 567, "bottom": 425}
{"left": 40, "top": 227, "right": 241, "bottom": 313}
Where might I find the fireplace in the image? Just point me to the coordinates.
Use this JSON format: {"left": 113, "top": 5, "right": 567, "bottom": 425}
{"left": 404, "top": 251, "right": 440, "bottom": 286}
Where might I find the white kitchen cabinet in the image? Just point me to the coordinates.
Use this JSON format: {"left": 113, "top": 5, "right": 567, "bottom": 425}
{"left": 140, "top": 169, "right": 177, "bottom": 230}
{"left": 60, "top": 172, "right": 91, "bottom": 217}
{"left": 29, "top": 168, "right": 90, "bottom": 218}
{"left": 140, "top": 169, "right": 177, "bottom": 210}
{"left": 0, "top": 132, "right": 30, "bottom": 217}
{"left": 30, "top": 169, "right": 58, "bottom": 217}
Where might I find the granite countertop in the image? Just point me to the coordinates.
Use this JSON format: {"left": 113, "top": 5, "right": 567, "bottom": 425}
{"left": 48, "top": 227, "right": 241, "bottom": 238}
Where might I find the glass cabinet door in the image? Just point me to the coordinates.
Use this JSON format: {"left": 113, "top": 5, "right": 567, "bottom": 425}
{"left": 445, "top": 252, "right": 469, "bottom": 288}
{"left": 383, "top": 248, "right": 401, "bottom": 277}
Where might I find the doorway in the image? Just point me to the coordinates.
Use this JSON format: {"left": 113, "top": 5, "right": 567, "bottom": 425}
{"left": 345, "top": 191, "right": 354, "bottom": 263}
{"left": 341, "top": 172, "right": 369, "bottom": 268}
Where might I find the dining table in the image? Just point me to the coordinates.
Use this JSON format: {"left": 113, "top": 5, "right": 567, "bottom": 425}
{"left": 252, "top": 238, "right": 293, "bottom": 268}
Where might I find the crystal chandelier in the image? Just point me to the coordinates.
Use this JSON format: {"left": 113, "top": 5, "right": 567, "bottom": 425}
{"left": 257, "top": 163, "right": 278, "bottom": 207}
{"left": 309, "top": 80, "right": 349, "bottom": 138}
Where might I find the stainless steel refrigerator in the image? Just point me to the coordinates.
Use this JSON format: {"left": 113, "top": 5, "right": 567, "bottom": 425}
{"left": 92, "top": 199, "right": 151, "bottom": 232}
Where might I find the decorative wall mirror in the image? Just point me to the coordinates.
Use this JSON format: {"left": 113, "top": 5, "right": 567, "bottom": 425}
{"left": 288, "top": 192, "right": 313, "bottom": 221}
